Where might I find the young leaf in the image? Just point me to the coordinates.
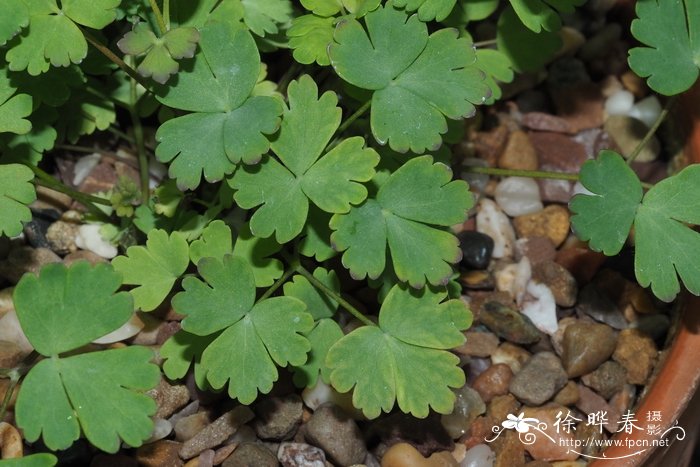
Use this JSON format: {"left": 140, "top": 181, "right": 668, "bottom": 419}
{"left": 0, "top": 0, "right": 29, "bottom": 46}
{"left": 497, "top": 6, "right": 561, "bottom": 73}
{"left": 284, "top": 267, "right": 340, "bottom": 320}
{"left": 173, "top": 255, "right": 314, "bottom": 403}
{"left": 231, "top": 75, "right": 379, "bottom": 243}
{"left": 0, "top": 163, "right": 36, "bottom": 237}
{"left": 292, "top": 318, "right": 344, "bottom": 387}
{"left": 0, "top": 106, "right": 58, "bottom": 165}
{"left": 570, "top": 151, "right": 643, "bottom": 256}
{"left": 117, "top": 23, "right": 200, "bottom": 84}
{"left": 160, "top": 330, "right": 215, "bottom": 387}
{"left": 13, "top": 262, "right": 132, "bottom": 355}
{"left": 189, "top": 220, "right": 233, "bottom": 266}
{"left": 6, "top": 0, "right": 121, "bottom": 75}
{"left": 628, "top": 0, "right": 700, "bottom": 95}
{"left": 299, "top": 207, "right": 337, "bottom": 261}
{"left": 0, "top": 454, "right": 57, "bottom": 467}
{"left": 327, "top": 285, "right": 471, "bottom": 418}
{"left": 112, "top": 229, "right": 190, "bottom": 312}
{"left": 634, "top": 164, "right": 700, "bottom": 302}
{"left": 288, "top": 15, "right": 336, "bottom": 66}
{"left": 156, "top": 22, "right": 283, "bottom": 189}
{"left": 330, "top": 155, "right": 472, "bottom": 288}
{"left": 475, "top": 49, "right": 515, "bottom": 103}
{"left": 16, "top": 346, "right": 159, "bottom": 452}
{"left": 54, "top": 85, "right": 115, "bottom": 143}
{"left": 509, "top": 0, "right": 585, "bottom": 33}
{"left": 392, "top": 0, "right": 457, "bottom": 22}
{"left": 240, "top": 0, "right": 292, "bottom": 36}
{"left": 329, "top": 2, "right": 488, "bottom": 153}
{"left": 0, "top": 65, "right": 32, "bottom": 135}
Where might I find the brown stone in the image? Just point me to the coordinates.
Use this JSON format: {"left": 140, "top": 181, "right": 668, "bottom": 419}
{"left": 613, "top": 329, "right": 657, "bottom": 385}
{"left": 561, "top": 322, "right": 617, "bottom": 377}
{"left": 554, "top": 381, "right": 580, "bottom": 406}
{"left": 0, "top": 341, "right": 23, "bottom": 368}
{"left": 575, "top": 385, "right": 621, "bottom": 433}
{"left": 498, "top": 131, "right": 539, "bottom": 170}
{"left": 532, "top": 261, "right": 578, "bottom": 307}
{"left": 472, "top": 125, "right": 510, "bottom": 166}
{"left": 179, "top": 406, "right": 255, "bottom": 459}
{"left": 620, "top": 70, "right": 648, "bottom": 98}
{"left": 380, "top": 443, "right": 458, "bottom": 467}
{"left": 551, "top": 83, "right": 605, "bottom": 132}
{"left": 488, "top": 394, "right": 521, "bottom": 423}
{"left": 555, "top": 247, "right": 606, "bottom": 285}
{"left": 136, "top": 440, "right": 183, "bottom": 467}
{"left": 0, "top": 247, "right": 61, "bottom": 283}
{"left": 491, "top": 342, "right": 532, "bottom": 374}
{"left": 473, "top": 364, "right": 513, "bottom": 403}
{"left": 521, "top": 113, "right": 574, "bottom": 134}
{"left": 63, "top": 250, "right": 107, "bottom": 266}
{"left": 513, "top": 206, "right": 571, "bottom": 247}
{"left": 454, "top": 331, "right": 499, "bottom": 357}
{"left": 515, "top": 237, "right": 556, "bottom": 266}
{"left": 493, "top": 430, "right": 526, "bottom": 467}
{"left": 581, "top": 361, "right": 627, "bottom": 400}
{"left": 521, "top": 406, "right": 578, "bottom": 461}
{"left": 529, "top": 132, "right": 588, "bottom": 173}
{"left": 148, "top": 378, "right": 190, "bottom": 419}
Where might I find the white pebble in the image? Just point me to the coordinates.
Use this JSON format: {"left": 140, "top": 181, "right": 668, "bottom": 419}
{"left": 75, "top": 224, "right": 118, "bottom": 259}
{"left": 495, "top": 257, "right": 531, "bottom": 304}
{"left": 461, "top": 444, "right": 495, "bottom": 467}
{"left": 145, "top": 418, "right": 172, "bottom": 443}
{"left": 494, "top": 177, "right": 543, "bottom": 217}
{"left": 629, "top": 95, "right": 662, "bottom": 129}
{"left": 476, "top": 199, "right": 515, "bottom": 258}
{"left": 604, "top": 89, "right": 634, "bottom": 116}
{"left": 93, "top": 313, "right": 144, "bottom": 344}
{"left": 571, "top": 181, "right": 594, "bottom": 197}
{"left": 0, "top": 309, "right": 34, "bottom": 354}
{"left": 301, "top": 380, "right": 364, "bottom": 419}
{"left": 72, "top": 153, "right": 101, "bottom": 186}
{"left": 521, "top": 281, "right": 558, "bottom": 335}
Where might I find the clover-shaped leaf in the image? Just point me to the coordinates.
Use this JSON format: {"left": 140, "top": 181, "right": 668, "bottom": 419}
{"left": 293, "top": 318, "right": 344, "bottom": 387}
{"left": 509, "top": 0, "right": 585, "bottom": 33}
{"left": 173, "top": 255, "right": 314, "bottom": 403}
{"left": 628, "top": 0, "right": 700, "bottom": 95}
{"left": 12, "top": 262, "right": 160, "bottom": 451}
{"left": 156, "top": 22, "right": 283, "bottom": 190}
{"left": 117, "top": 23, "right": 200, "bottom": 84}
{"left": 570, "top": 151, "right": 643, "bottom": 256}
{"left": 0, "top": 65, "right": 32, "bottom": 135}
{"left": 240, "top": 0, "right": 292, "bottom": 36}
{"left": 393, "top": 0, "right": 457, "bottom": 21}
{"left": 0, "top": 0, "right": 29, "bottom": 46}
{"left": 6, "top": 0, "right": 121, "bottom": 75}
{"left": 475, "top": 48, "right": 515, "bottom": 103}
{"left": 112, "top": 229, "right": 190, "bottom": 312}
{"left": 284, "top": 267, "right": 340, "bottom": 320}
{"left": 299, "top": 207, "right": 337, "bottom": 261}
{"left": 0, "top": 163, "right": 36, "bottom": 237}
{"left": 327, "top": 285, "right": 471, "bottom": 418}
{"left": 231, "top": 75, "right": 379, "bottom": 243}
{"left": 0, "top": 454, "right": 57, "bottom": 467}
{"left": 0, "top": 106, "right": 58, "bottom": 165}
{"left": 55, "top": 85, "right": 115, "bottom": 143}
{"left": 301, "top": 0, "right": 380, "bottom": 16}
{"left": 329, "top": 2, "right": 488, "bottom": 153}
{"left": 160, "top": 330, "right": 215, "bottom": 388}
{"left": 288, "top": 15, "right": 336, "bottom": 66}
{"left": 331, "top": 155, "right": 472, "bottom": 288}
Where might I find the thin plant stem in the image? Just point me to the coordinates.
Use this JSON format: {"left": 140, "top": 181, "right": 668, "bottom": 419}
{"left": 107, "top": 125, "right": 156, "bottom": 153}
{"left": 163, "top": 0, "right": 171, "bottom": 31}
{"left": 0, "top": 369, "right": 19, "bottom": 422}
{"left": 325, "top": 100, "right": 371, "bottom": 151}
{"left": 626, "top": 96, "right": 677, "bottom": 165}
{"left": 259, "top": 268, "right": 295, "bottom": 302}
{"left": 277, "top": 62, "right": 302, "bottom": 96}
{"left": 474, "top": 39, "right": 497, "bottom": 48}
{"left": 295, "top": 264, "right": 376, "bottom": 327}
{"left": 130, "top": 79, "right": 150, "bottom": 204}
{"left": 149, "top": 0, "right": 168, "bottom": 35}
{"left": 81, "top": 28, "right": 153, "bottom": 92}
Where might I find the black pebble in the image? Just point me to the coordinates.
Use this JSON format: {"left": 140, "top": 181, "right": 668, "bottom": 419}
{"left": 457, "top": 230, "right": 494, "bottom": 270}
{"left": 22, "top": 208, "right": 60, "bottom": 249}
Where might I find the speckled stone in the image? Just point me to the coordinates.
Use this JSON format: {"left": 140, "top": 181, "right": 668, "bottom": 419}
{"left": 513, "top": 206, "right": 571, "bottom": 247}
{"left": 561, "top": 322, "right": 617, "bottom": 377}
{"left": 509, "top": 352, "right": 568, "bottom": 406}
{"left": 581, "top": 361, "right": 627, "bottom": 399}
{"left": 613, "top": 329, "right": 657, "bottom": 385}
{"left": 532, "top": 261, "right": 578, "bottom": 307}
{"left": 498, "top": 130, "right": 539, "bottom": 171}
{"left": 479, "top": 301, "right": 542, "bottom": 344}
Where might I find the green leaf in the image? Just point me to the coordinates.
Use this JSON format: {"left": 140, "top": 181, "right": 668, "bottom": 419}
{"left": 54, "top": 85, "right": 115, "bottom": 143}
{"left": 0, "top": 65, "right": 32, "bottom": 135}
{"left": 292, "top": 318, "right": 344, "bottom": 387}
{"left": 202, "top": 296, "right": 313, "bottom": 403}
{"left": 628, "top": 0, "right": 700, "bottom": 95}
{"left": 112, "top": 229, "right": 190, "bottom": 312}
{"left": 443, "top": 0, "right": 498, "bottom": 24}
{"left": 10, "top": 65, "right": 84, "bottom": 108}
{"left": 0, "top": 163, "right": 35, "bottom": 237}
{"left": 327, "top": 285, "right": 471, "bottom": 418}
{"left": 0, "top": 454, "right": 57, "bottom": 467}
{"left": 13, "top": 262, "right": 132, "bottom": 355}
{"left": 0, "top": 0, "right": 29, "bottom": 46}
{"left": 497, "top": 6, "right": 561, "bottom": 73}
{"left": 509, "top": 0, "right": 585, "bottom": 33}
{"left": 231, "top": 75, "right": 378, "bottom": 243}
{"left": 330, "top": 155, "right": 472, "bottom": 287}
{"left": 16, "top": 346, "right": 159, "bottom": 452}
{"left": 299, "top": 207, "right": 337, "bottom": 261}
{"left": 156, "top": 22, "right": 283, "bottom": 190}
{"left": 570, "top": 151, "right": 643, "bottom": 256}
{"left": 6, "top": 0, "right": 121, "bottom": 75}
{"left": 329, "top": 3, "right": 488, "bottom": 152}
{"left": 634, "top": 164, "right": 700, "bottom": 302}
{"left": 231, "top": 223, "right": 284, "bottom": 287}
{"left": 118, "top": 23, "right": 200, "bottom": 84}
{"left": 189, "top": 219, "right": 233, "bottom": 265}
{"left": 284, "top": 267, "right": 339, "bottom": 320}
{"left": 288, "top": 14, "right": 335, "bottom": 66}
{"left": 240, "top": 0, "right": 292, "bottom": 36}
{"left": 0, "top": 106, "right": 58, "bottom": 165}
{"left": 160, "top": 330, "right": 215, "bottom": 387}
{"left": 475, "top": 48, "right": 514, "bottom": 103}
{"left": 393, "top": 0, "right": 457, "bottom": 21}
{"left": 300, "top": 0, "right": 343, "bottom": 16}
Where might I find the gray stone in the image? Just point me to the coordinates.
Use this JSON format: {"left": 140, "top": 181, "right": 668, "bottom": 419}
{"left": 581, "top": 361, "right": 627, "bottom": 400}
{"left": 278, "top": 442, "right": 327, "bottom": 467}
{"left": 179, "top": 406, "right": 254, "bottom": 459}
{"left": 509, "top": 352, "right": 568, "bottom": 405}
{"left": 305, "top": 404, "right": 367, "bottom": 466}
{"left": 577, "top": 284, "right": 627, "bottom": 330}
{"left": 479, "top": 301, "right": 542, "bottom": 344}
{"left": 223, "top": 442, "right": 278, "bottom": 467}
{"left": 253, "top": 395, "right": 303, "bottom": 441}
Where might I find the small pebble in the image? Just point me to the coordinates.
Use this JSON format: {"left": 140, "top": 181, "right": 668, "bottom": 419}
{"left": 613, "top": 329, "right": 657, "bottom": 385}
{"left": 561, "top": 322, "right": 616, "bottom": 377}
{"left": 491, "top": 343, "right": 531, "bottom": 374}
{"left": 460, "top": 444, "right": 494, "bottom": 467}
{"left": 457, "top": 231, "right": 494, "bottom": 270}
{"left": 575, "top": 385, "right": 620, "bottom": 433}
{"left": 628, "top": 95, "right": 662, "bottom": 129}
{"left": 509, "top": 352, "right": 568, "bottom": 406}
{"left": 148, "top": 378, "right": 191, "bottom": 419}
{"left": 515, "top": 237, "right": 556, "bottom": 266}
{"left": 73, "top": 153, "right": 102, "bottom": 186}
{"left": 620, "top": 69, "right": 648, "bottom": 98}
{"left": 495, "top": 177, "right": 543, "bottom": 217}
{"left": 495, "top": 257, "right": 531, "bottom": 303}
{"left": 532, "top": 261, "right": 578, "bottom": 307}
{"left": 75, "top": 224, "right": 118, "bottom": 259}
{"left": 604, "top": 89, "right": 634, "bottom": 116}
{"left": 441, "top": 386, "right": 486, "bottom": 439}
{"left": 278, "top": 442, "right": 326, "bottom": 467}
{"left": 459, "top": 270, "right": 495, "bottom": 290}
{"left": 520, "top": 281, "right": 558, "bottom": 335}
{"left": 253, "top": 395, "right": 303, "bottom": 441}
{"left": 520, "top": 407, "right": 578, "bottom": 461}
{"left": 92, "top": 313, "right": 145, "bottom": 344}
{"left": 476, "top": 199, "right": 515, "bottom": 258}
{"left": 0, "top": 309, "right": 33, "bottom": 354}
{"left": 46, "top": 220, "right": 79, "bottom": 254}
{"left": 479, "top": 301, "right": 541, "bottom": 344}
{"left": 498, "top": 131, "right": 539, "bottom": 171}
{"left": 581, "top": 361, "right": 627, "bottom": 400}
{"left": 0, "top": 246, "right": 61, "bottom": 284}
{"left": 0, "top": 341, "right": 24, "bottom": 368}
{"left": 179, "top": 406, "right": 255, "bottom": 459}
{"left": 63, "top": 250, "right": 107, "bottom": 266}
{"left": 529, "top": 132, "right": 588, "bottom": 173}
{"left": 222, "top": 443, "right": 277, "bottom": 467}
{"left": 604, "top": 115, "right": 660, "bottom": 162}
{"left": 145, "top": 418, "right": 173, "bottom": 444}
{"left": 301, "top": 380, "right": 362, "bottom": 419}
{"left": 521, "top": 113, "right": 573, "bottom": 134}
{"left": 513, "top": 206, "right": 571, "bottom": 247}
{"left": 23, "top": 209, "right": 59, "bottom": 249}
{"left": 175, "top": 412, "right": 211, "bottom": 442}
{"left": 454, "top": 331, "right": 499, "bottom": 358}
{"left": 576, "top": 284, "right": 627, "bottom": 330}
{"left": 136, "top": 440, "right": 183, "bottom": 467}
{"left": 0, "top": 422, "right": 22, "bottom": 458}
{"left": 554, "top": 381, "right": 579, "bottom": 406}
{"left": 305, "top": 403, "right": 367, "bottom": 466}
{"left": 381, "top": 443, "right": 458, "bottom": 467}
{"left": 472, "top": 364, "right": 513, "bottom": 403}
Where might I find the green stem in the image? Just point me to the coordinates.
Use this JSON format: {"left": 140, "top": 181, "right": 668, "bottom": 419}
{"left": 107, "top": 125, "right": 156, "bottom": 153}
{"left": 474, "top": 38, "right": 497, "bottom": 48}
{"left": 0, "top": 369, "right": 19, "bottom": 422}
{"left": 463, "top": 165, "right": 580, "bottom": 181}
{"left": 337, "top": 100, "right": 371, "bottom": 136}
{"left": 258, "top": 268, "right": 295, "bottom": 302}
{"left": 130, "top": 79, "right": 150, "bottom": 204}
{"left": 626, "top": 96, "right": 677, "bottom": 165}
{"left": 277, "top": 62, "right": 302, "bottom": 96}
{"left": 295, "top": 264, "right": 375, "bottom": 327}
{"left": 82, "top": 29, "right": 153, "bottom": 92}
{"left": 163, "top": 0, "right": 171, "bottom": 30}
{"left": 149, "top": 0, "right": 168, "bottom": 35}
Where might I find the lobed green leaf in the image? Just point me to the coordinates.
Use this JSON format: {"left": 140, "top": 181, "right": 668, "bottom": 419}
{"left": 0, "top": 163, "right": 36, "bottom": 237}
